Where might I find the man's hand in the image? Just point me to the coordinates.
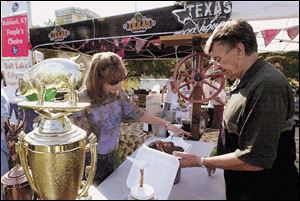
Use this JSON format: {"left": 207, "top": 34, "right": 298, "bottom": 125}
{"left": 206, "top": 167, "right": 216, "bottom": 176}
{"left": 207, "top": 146, "right": 217, "bottom": 176}
{"left": 172, "top": 151, "right": 201, "bottom": 168}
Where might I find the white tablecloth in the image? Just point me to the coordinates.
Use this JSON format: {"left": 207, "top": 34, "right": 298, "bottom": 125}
{"left": 90, "top": 138, "right": 226, "bottom": 200}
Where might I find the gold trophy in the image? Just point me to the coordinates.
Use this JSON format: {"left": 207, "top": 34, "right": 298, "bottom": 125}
{"left": 15, "top": 58, "right": 97, "bottom": 200}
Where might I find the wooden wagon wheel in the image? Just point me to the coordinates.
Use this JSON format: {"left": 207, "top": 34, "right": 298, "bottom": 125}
{"left": 173, "top": 52, "right": 225, "bottom": 104}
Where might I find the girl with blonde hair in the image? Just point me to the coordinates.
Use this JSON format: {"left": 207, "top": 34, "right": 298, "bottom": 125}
{"left": 72, "top": 52, "right": 190, "bottom": 185}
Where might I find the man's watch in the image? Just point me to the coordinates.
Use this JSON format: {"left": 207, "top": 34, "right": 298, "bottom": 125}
{"left": 199, "top": 156, "right": 206, "bottom": 167}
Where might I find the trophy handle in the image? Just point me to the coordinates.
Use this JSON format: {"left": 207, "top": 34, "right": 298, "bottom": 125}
{"left": 78, "top": 133, "right": 97, "bottom": 198}
{"left": 16, "top": 131, "right": 38, "bottom": 193}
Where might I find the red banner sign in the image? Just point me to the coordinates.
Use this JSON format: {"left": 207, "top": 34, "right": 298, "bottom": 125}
{"left": 2, "top": 14, "right": 29, "bottom": 57}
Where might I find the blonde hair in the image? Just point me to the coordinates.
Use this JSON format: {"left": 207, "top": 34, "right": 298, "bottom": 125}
{"left": 85, "top": 52, "right": 126, "bottom": 102}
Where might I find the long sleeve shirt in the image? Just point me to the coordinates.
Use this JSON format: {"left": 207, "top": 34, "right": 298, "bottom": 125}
{"left": 71, "top": 89, "right": 144, "bottom": 154}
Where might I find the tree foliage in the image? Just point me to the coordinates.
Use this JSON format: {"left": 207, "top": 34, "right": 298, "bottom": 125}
{"left": 43, "top": 18, "right": 64, "bottom": 26}
{"left": 260, "top": 51, "right": 299, "bottom": 80}
{"left": 125, "top": 51, "right": 299, "bottom": 81}
{"left": 125, "top": 59, "right": 178, "bottom": 79}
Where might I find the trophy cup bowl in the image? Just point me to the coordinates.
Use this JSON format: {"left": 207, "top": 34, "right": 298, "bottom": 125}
{"left": 16, "top": 113, "right": 97, "bottom": 200}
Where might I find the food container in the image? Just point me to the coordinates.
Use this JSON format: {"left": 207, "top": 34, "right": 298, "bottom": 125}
{"left": 127, "top": 147, "right": 179, "bottom": 200}
{"left": 143, "top": 137, "right": 192, "bottom": 185}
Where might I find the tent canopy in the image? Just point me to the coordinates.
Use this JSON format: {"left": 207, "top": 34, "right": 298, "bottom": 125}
{"left": 29, "top": 1, "right": 299, "bottom": 59}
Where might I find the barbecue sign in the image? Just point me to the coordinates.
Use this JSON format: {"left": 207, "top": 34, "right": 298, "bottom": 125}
{"left": 123, "top": 13, "right": 156, "bottom": 33}
{"left": 172, "top": 1, "right": 232, "bottom": 35}
{"left": 48, "top": 26, "right": 70, "bottom": 42}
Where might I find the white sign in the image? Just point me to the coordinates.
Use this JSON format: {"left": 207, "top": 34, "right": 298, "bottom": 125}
{"left": 172, "top": 1, "right": 232, "bottom": 35}
{"left": 1, "top": 1, "right": 31, "bottom": 17}
{"left": 1, "top": 59, "right": 29, "bottom": 103}
{"left": 1, "top": 1, "right": 32, "bottom": 103}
